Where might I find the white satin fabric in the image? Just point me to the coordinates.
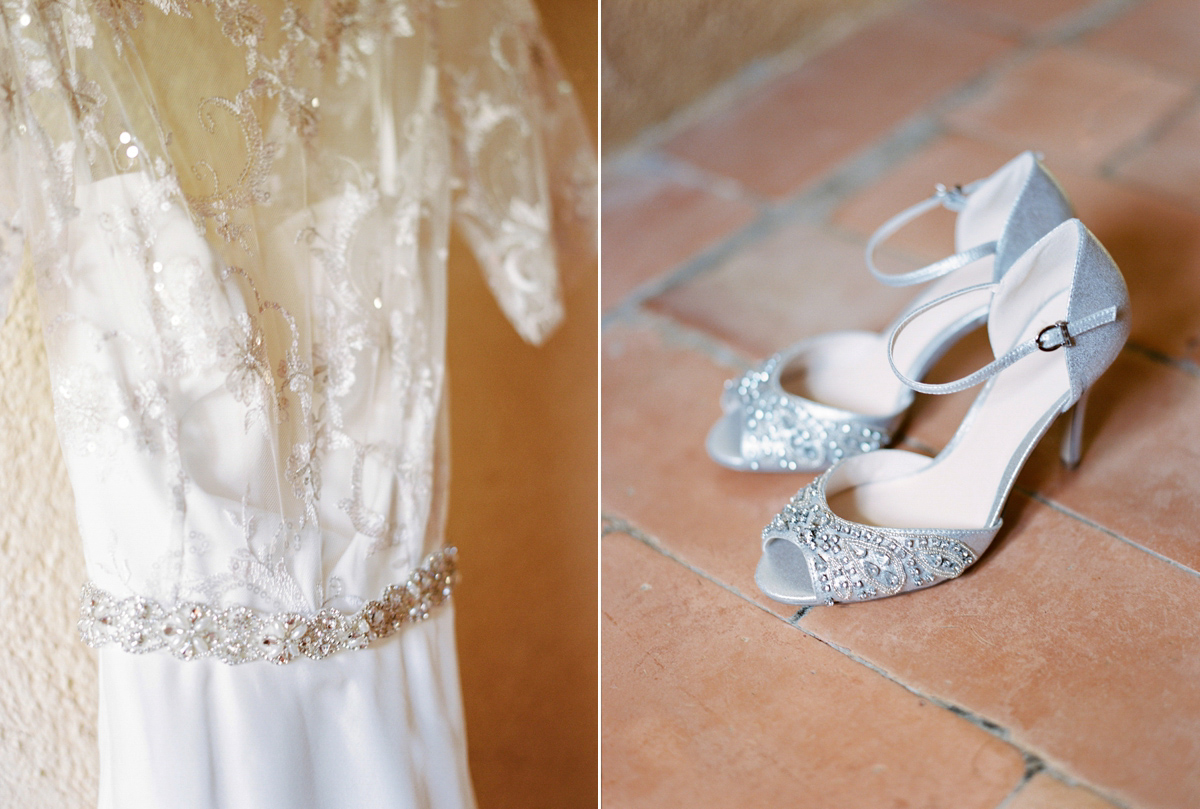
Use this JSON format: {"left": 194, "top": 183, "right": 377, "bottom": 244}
{"left": 99, "top": 607, "right": 473, "bottom": 809}
{"left": 0, "top": 0, "right": 595, "bottom": 804}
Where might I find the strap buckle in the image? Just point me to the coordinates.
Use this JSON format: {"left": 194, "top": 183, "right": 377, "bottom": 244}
{"left": 1036, "top": 321, "right": 1075, "bottom": 351}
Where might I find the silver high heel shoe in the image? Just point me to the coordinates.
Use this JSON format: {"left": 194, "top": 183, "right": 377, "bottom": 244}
{"left": 707, "top": 151, "right": 1073, "bottom": 473}
{"left": 755, "top": 219, "right": 1130, "bottom": 605}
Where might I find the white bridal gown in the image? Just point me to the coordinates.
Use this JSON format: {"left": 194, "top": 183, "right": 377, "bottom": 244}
{"left": 0, "top": 0, "right": 595, "bottom": 805}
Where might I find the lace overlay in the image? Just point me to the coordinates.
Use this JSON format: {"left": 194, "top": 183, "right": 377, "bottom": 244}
{"left": 0, "top": 0, "right": 595, "bottom": 630}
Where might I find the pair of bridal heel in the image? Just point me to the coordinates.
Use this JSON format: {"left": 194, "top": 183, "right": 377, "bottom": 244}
{"left": 708, "top": 154, "right": 1131, "bottom": 605}
{"left": 708, "top": 151, "right": 1073, "bottom": 473}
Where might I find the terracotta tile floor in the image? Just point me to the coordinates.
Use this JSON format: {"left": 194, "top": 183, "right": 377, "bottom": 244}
{"left": 601, "top": 2, "right": 1200, "bottom": 807}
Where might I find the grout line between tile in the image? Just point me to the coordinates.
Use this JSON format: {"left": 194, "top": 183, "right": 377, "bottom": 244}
{"left": 1041, "top": 0, "right": 1143, "bottom": 45}
{"left": 924, "top": 0, "right": 1142, "bottom": 48}
{"left": 603, "top": 0, "right": 1135, "bottom": 171}
{"left": 601, "top": 114, "right": 946, "bottom": 328}
{"left": 772, "top": 115, "right": 946, "bottom": 225}
{"left": 605, "top": 517, "right": 1017, "bottom": 745}
{"left": 646, "top": 151, "right": 769, "bottom": 208}
{"left": 1022, "top": 753, "right": 1047, "bottom": 782}
{"left": 990, "top": 755, "right": 1046, "bottom": 809}
{"left": 601, "top": 0, "right": 913, "bottom": 168}
{"left": 610, "top": 277, "right": 1200, "bottom": 400}
{"left": 603, "top": 9, "right": 1055, "bottom": 328}
{"left": 605, "top": 330, "right": 1200, "bottom": 589}
{"left": 600, "top": 204, "right": 780, "bottom": 329}
{"left": 603, "top": 511, "right": 1139, "bottom": 808}
{"left": 601, "top": 512, "right": 782, "bottom": 622}
{"left": 787, "top": 615, "right": 1146, "bottom": 808}
{"left": 991, "top": 764, "right": 1137, "bottom": 809}
{"left": 1101, "top": 87, "right": 1200, "bottom": 179}
{"left": 1124, "top": 339, "right": 1200, "bottom": 379}
{"left": 921, "top": 1, "right": 1028, "bottom": 43}
{"left": 604, "top": 0, "right": 1173, "bottom": 346}
{"left": 1106, "top": 167, "right": 1200, "bottom": 218}
{"left": 1016, "top": 486, "right": 1200, "bottom": 581}
{"left": 604, "top": 308, "right": 754, "bottom": 372}
{"left": 603, "top": 4, "right": 1181, "bottom": 805}
{"left": 792, "top": 616, "right": 1034, "bottom": 742}
{"left": 603, "top": 8, "right": 1042, "bottom": 329}
{"left": 602, "top": 149, "right": 767, "bottom": 209}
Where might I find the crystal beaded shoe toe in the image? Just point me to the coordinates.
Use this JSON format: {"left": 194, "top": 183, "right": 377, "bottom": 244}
{"left": 707, "top": 151, "right": 1073, "bottom": 472}
{"left": 755, "top": 219, "right": 1130, "bottom": 605}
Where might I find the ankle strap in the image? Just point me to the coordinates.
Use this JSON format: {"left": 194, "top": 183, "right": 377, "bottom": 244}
{"left": 866, "top": 181, "right": 997, "bottom": 287}
{"left": 887, "top": 282, "right": 1119, "bottom": 395}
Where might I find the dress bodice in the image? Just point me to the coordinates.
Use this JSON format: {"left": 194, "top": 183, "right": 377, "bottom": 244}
{"left": 0, "top": 0, "right": 595, "bottom": 629}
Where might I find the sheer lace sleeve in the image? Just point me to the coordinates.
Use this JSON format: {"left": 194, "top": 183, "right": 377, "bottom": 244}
{"left": 0, "top": 0, "right": 594, "bottom": 803}
{"left": 437, "top": 0, "right": 596, "bottom": 345}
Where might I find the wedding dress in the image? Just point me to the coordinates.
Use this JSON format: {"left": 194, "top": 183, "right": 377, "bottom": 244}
{"left": 0, "top": 0, "right": 595, "bottom": 804}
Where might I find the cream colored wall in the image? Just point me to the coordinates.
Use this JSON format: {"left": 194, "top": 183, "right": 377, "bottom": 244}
{"left": 0, "top": 262, "right": 99, "bottom": 807}
{"left": 0, "top": 1, "right": 597, "bottom": 805}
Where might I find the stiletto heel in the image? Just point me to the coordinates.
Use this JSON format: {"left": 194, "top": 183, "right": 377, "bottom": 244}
{"left": 708, "top": 151, "right": 1073, "bottom": 473}
{"left": 1060, "top": 387, "right": 1089, "bottom": 470}
{"left": 755, "top": 219, "right": 1129, "bottom": 605}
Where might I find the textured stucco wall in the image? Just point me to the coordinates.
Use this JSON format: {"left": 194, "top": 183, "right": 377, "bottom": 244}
{"left": 0, "top": 0, "right": 597, "bottom": 804}
{"left": 0, "top": 260, "right": 99, "bottom": 808}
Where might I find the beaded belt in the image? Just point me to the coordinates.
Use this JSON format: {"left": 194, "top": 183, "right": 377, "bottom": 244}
{"left": 78, "top": 547, "right": 459, "bottom": 665}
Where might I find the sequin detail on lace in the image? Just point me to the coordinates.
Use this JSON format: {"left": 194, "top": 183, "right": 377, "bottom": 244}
{"left": 0, "top": 0, "right": 591, "bottom": 626}
{"left": 728, "top": 357, "right": 887, "bottom": 471}
{"left": 764, "top": 475, "right": 976, "bottom": 603}
{"left": 79, "top": 547, "right": 459, "bottom": 664}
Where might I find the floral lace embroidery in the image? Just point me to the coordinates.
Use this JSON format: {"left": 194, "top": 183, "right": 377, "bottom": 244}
{"left": 319, "top": 0, "right": 415, "bottom": 84}
{"left": 0, "top": 0, "right": 592, "bottom": 622}
{"left": 91, "top": 0, "right": 143, "bottom": 50}
{"left": 52, "top": 362, "right": 129, "bottom": 457}
{"left": 285, "top": 440, "right": 321, "bottom": 527}
{"left": 188, "top": 93, "right": 278, "bottom": 249}
{"left": 223, "top": 492, "right": 310, "bottom": 611}
{"left": 218, "top": 311, "right": 279, "bottom": 430}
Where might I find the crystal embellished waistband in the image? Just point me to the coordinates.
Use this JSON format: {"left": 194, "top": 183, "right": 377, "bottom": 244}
{"left": 78, "top": 548, "right": 459, "bottom": 665}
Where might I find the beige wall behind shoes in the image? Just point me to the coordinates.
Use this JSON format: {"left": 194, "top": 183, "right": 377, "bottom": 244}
{"left": 602, "top": 0, "right": 904, "bottom": 152}
{"left": 0, "top": 0, "right": 598, "bottom": 806}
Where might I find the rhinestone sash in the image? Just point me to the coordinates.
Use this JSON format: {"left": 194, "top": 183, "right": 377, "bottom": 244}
{"left": 79, "top": 548, "right": 459, "bottom": 665}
